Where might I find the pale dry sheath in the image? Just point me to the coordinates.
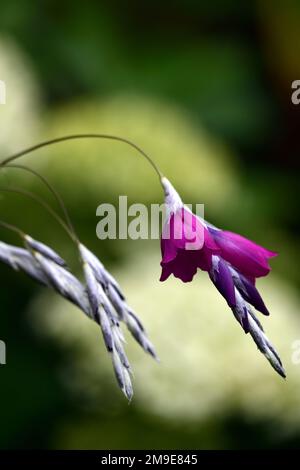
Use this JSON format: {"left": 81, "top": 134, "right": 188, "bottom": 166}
{"left": 210, "top": 255, "right": 285, "bottom": 378}
{"left": 0, "top": 237, "right": 158, "bottom": 400}
{"left": 79, "top": 244, "right": 158, "bottom": 361}
{"left": 79, "top": 243, "right": 159, "bottom": 399}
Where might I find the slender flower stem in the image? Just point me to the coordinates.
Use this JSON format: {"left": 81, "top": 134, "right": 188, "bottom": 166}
{"left": 0, "top": 134, "right": 164, "bottom": 246}
{"left": 2, "top": 164, "right": 78, "bottom": 241}
{"left": 0, "top": 220, "right": 24, "bottom": 237}
{"left": 0, "top": 134, "right": 164, "bottom": 182}
{"left": 0, "top": 186, "right": 76, "bottom": 242}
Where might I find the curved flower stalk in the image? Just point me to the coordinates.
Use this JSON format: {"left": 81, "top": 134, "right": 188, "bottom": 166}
{"left": 160, "top": 177, "right": 285, "bottom": 378}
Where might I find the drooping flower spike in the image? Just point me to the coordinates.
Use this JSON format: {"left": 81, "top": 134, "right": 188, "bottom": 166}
{"left": 160, "top": 178, "right": 285, "bottom": 378}
{"left": 0, "top": 173, "right": 158, "bottom": 400}
{"left": 2, "top": 233, "right": 135, "bottom": 399}
{"left": 0, "top": 227, "right": 150, "bottom": 399}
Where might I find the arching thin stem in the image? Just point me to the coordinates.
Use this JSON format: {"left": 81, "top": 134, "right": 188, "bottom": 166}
{"left": 0, "top": 186, "right": 76, "bottom": 243}
{"left": 2, "top": 164, "right": 77, "bottom": 240}
{"left": 0, "top": 220, "right": 24, "bottom": 237}
{"left": 0, "top": 134, "right": 164, "bottom": 182}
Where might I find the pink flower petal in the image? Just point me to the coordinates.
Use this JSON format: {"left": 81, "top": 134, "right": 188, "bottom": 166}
{"left": 210, "top": 228, "right": 277, "bottom": 279}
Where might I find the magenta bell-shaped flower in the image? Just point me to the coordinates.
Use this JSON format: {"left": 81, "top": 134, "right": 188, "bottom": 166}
{"left": 160, "top": 177, "right": 219, "bottom": 282}
{"left": 159, "top": 178, "right": 284, "bottom": 378}
{"left": 159, "top": 177, "right": 277, "bottom": 285}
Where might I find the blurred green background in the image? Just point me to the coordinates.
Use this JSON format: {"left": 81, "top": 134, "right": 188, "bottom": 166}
{"left": 0, "top": 0, "right": 300, "bottom": 450}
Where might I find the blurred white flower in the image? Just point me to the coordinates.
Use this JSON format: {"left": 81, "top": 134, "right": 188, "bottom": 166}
{"left": 0, "top": 37, "right": 41, "bottom": 154}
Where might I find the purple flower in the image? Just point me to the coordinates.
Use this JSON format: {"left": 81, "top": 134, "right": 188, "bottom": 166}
{"left": 207, "top": 227, "right": 277, "bottom": 282}
{"left": 159, "top": 179, "right": 284, "bottom": 378}
{"left": 159, "top": 178, "right": 277, "bottom": 285}
{"left": 160, "top": 178, "right": 219, "bottom": 283}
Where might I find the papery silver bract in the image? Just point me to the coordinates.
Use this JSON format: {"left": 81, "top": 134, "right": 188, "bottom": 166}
{"left": 24, "top": 235, "right": 67, "bottom": 268}
{"left": 79, "top": 244, "right": 124, "bottom": 298}
{"left": 79, "top": 243, "right": 158, "bottom": 361}
{"left": 247, "top": 314, "right": 285, "bottom": 378}
{"left": 33, "top": 252, "right": 92, "bottom": 317}
{"left": 0, "top": 241, "right": 49, "bottom": 285}
{"left": 0, "top": 241, "right": 18, "bottom": 269}
{"left": 209, "top": 253, "right": 285, "bottom": 378}
{"left": 106, "top": 278, "right": 158, "bottom": 359}
{"left": 81, "top": 255, "right": 133, "bottom": 399}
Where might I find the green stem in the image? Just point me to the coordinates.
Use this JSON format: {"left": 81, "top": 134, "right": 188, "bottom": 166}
{"left": 0, "top": 134, "right": 164, "bottom": 182}
{"left": 0, "top": 220, "right": 24, "bottom": 238}
{"left": 0, "top": 186, "right": 76, "bottom": 242}
{"left": 3, "top": 164, "right": 77, "bottom": 241}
